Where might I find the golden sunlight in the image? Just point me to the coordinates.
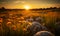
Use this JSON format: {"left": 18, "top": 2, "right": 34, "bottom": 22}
{"left": 24, "top": 5, "right": 30, "bottom": 10}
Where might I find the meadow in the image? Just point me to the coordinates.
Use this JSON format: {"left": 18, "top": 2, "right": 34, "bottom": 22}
{"left": 0, "top": 9, "right": 60, "bottom": 36}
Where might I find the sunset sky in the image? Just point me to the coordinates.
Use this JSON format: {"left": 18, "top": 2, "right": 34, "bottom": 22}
{"left": 0, "top": 0, "right": 60, "bottom": 9}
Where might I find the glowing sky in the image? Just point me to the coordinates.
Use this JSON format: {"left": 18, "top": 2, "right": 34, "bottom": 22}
{"left": 0, "top": 0, "right": 60, "bottom": 9}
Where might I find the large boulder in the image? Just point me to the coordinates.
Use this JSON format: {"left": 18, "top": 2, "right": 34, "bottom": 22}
{"left": 34, "top": 31, "right": 54, "bottom": 36}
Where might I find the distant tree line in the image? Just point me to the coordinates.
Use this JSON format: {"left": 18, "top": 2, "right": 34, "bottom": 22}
{"left": 0, "top": 7, "right": 60, "bottom": 10}
{"left": 0, "top": 7, "right": 60, "bottom": 13}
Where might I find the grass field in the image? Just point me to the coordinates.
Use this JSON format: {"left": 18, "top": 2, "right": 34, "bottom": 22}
{"left": 0, "top": 9, "right": 60, "bottom": 36}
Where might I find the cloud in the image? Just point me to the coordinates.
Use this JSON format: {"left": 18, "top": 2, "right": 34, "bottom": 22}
{"left": 0, "top": 0, "right": 60, "bottom": 4}
{"left": 13, "top": 1, "right": 25, "bottom": 4}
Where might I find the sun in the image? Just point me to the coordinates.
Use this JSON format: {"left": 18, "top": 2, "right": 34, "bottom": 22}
{"left": 24, "top": 5, "right": 30, "bottom": 10}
